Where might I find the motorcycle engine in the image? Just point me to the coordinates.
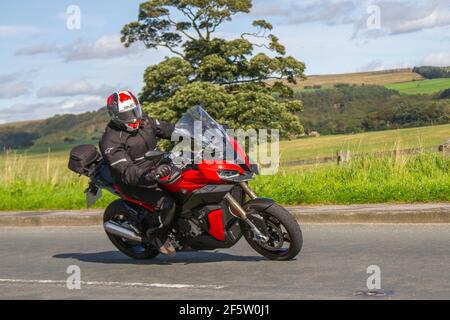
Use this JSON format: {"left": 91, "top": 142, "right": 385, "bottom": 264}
{"left": 177, "top": 217, "right": 204, "bottom": 239}
{"left": 177, "top": 205, "right": 222, "bottom": 240}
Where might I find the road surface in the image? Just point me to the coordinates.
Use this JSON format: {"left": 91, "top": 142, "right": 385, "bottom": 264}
{"left": 0, "top": 224, "right": 449, "bottom": 299}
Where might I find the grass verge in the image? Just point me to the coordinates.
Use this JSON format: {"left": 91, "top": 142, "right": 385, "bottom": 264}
{"left": 0, "top": 150, "right": 448, "bottom": 210}
{"left": 251, "top": 152, "right": 450, "bottom": 205}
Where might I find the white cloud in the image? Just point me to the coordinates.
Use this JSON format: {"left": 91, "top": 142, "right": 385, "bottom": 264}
{"left": 62, "top": 35, "right": 142, "bottom": 62}
{"left": 421, "top": 52, "right": 450, "bottom": 67}
{"left": 0, "top": 81, "right": 32, "bottom": 99}
{"left": 59, "top": 96, "right": 104, "bottom": 111}
{"left": 0, "top": 73, "right": 20, "bottom": 84}
{"left": 37, "top": 80, "right": 120, "bottom": 98}
{"left": 357, "top": 59, "right": 412, "bottom": 72}
{"left": 393, "top": 8, "right": 450, "bottom": 34}
{"left": 353, "top": 0, "right": 450, "bottom": 38}
{"left": 250, "top": 3, "right": 291, "bottom": 17}
{"left": 0, "top": 96, "right": 104, "bottom": 123}
{"left": 0, "top": 73, "right": 32, "bottom": 99}
{"left": 252, "top": 0, "right": 358, "bottom": 25}
{"left": 0, "top": 25, "right": 40, "bottom": 37}
{"left": 252, "top": 0, "right": 450, "bottom": 38}
{"left": 15, "top": 43, "right": 59, "bottom": 56}
{"left": 15, "top": 34, "right": 143, "bottom": 62}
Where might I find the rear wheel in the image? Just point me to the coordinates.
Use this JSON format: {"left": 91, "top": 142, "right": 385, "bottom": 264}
{"left": 241, "top": 204, "right": 303, "bottom": 261}
{"left": 103, "top": 200, "right": 159, "bottom": 260}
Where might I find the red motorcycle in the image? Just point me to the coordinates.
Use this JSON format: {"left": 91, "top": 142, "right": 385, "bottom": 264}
{"left": 69, "top": 107, "right": 302, "bottom": 261}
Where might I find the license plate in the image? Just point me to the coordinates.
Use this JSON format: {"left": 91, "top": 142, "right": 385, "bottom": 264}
{"left": 86, "top": 187, "right": 102, "bottom": 208}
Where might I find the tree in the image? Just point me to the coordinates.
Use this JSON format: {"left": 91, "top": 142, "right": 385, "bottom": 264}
{"left": 413, "top": 66, "right": 450, "bottom": 79}
{"left": 121, "top": 0, "right": 305, "bottom": 138}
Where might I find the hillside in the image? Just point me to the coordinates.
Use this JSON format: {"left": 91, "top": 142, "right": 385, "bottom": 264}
{"left": 386, "top": 78, "right": 450, "bottom": 95}
{"left": 0, "top": 109, "right": 109, "bottom": 151}
{"left": 5, "top": 123, "right": 449, "bottom": 163}
{"left": 279, "top": 123, "right": 450, "bottom": 162}
{"left": 297, "top": 84, "right": 450, "bottom": 135}
{"left": 273, "top": 68, "right": 423, "bottom": 90}
{"left": 1, "top": 67, "right": 449, "bottom": 152}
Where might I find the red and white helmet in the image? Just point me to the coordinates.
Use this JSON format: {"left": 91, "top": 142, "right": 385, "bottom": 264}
{"left": 106, "top": 91, "right": 142, "bottom": 132}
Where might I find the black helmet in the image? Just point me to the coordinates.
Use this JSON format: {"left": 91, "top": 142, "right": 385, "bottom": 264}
{"left": 106, "top": 91, "right": 142, "bottom": 132}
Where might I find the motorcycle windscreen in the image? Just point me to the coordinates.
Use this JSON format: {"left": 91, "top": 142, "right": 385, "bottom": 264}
{"left": 170, "top": 106, "right": 251, "bottom": 167}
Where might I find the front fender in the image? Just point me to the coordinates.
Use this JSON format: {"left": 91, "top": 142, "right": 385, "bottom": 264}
{"left": 240, "top": 198, "right": 275, "bottom": 238}
{"left": 243, "top": 198, "right": 275, "bottom": 212}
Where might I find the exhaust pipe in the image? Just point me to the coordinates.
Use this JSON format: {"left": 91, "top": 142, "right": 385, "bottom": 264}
{"left": 103, "top": 221, "right": 142, "bottom": 243}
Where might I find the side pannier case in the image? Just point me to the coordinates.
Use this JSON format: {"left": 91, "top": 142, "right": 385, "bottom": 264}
{"left": 68, "top": 144, "right": 102, "bottom": 177}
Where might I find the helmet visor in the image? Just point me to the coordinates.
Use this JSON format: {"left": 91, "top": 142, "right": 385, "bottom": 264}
{"left": 116, "top": 106, "right": 142, "bottom": 124}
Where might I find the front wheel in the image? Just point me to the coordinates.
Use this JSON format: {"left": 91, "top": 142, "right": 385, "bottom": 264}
{"left": 240, "top": 204, "right": 303, "bottom": 261}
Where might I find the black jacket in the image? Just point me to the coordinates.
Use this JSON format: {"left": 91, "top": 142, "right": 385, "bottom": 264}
{"left": 99, "top": 113, "right": 175, "bottom": 187}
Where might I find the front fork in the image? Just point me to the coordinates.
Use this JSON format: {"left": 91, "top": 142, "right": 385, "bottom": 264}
{"left": 224, "top": 182, "right": 269, "bottom": 242}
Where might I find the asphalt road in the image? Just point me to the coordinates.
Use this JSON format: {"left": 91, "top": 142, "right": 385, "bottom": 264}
{"left": 0, "top": 224, "right": 449, "bottom": 300}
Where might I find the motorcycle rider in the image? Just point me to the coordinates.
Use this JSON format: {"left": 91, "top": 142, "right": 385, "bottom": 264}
{"left": 100, "top": 91, "right": 176, "bottom": 255}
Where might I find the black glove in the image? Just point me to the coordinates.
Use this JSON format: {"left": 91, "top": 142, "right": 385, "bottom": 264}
{"left": 143, "top": 164, "right": 172, "bottom": 185}
{"left": 155, "top": 164, "right": 172, "bottom": 179}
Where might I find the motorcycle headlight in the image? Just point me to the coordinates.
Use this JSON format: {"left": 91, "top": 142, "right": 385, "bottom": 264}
{"left": 217, "top": 170, "right": 242, "bottom": 180}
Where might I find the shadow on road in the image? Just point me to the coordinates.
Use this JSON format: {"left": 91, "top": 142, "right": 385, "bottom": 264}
{"left": 53, "top": 251, "right": 265, "bottom": 265}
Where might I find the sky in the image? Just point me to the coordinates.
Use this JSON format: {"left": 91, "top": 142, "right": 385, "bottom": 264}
{"left": 1, "top": 0, "right": 450, "bottom": 123}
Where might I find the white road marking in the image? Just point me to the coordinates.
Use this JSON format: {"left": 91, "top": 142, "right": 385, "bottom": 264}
{"left": 0, "top": 278, "right": 225, "bottom": 290}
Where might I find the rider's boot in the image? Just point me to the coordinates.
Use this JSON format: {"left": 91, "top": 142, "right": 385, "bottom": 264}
{"left": 146, "top": 205, "right": 177, "bottom": 256}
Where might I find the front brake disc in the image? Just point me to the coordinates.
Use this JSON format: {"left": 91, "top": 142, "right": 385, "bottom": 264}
{"left": 257, "top": 220, "right": 284, "bottom": 251}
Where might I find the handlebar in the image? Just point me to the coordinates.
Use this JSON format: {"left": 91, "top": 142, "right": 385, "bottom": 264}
{"left": 156, "top": 166, "right": 182, "bottom": 185}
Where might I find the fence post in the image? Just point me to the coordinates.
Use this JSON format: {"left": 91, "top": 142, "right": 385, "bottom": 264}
{"left": 337, "top": 150, "right": 351, "bottom": 165}
{"left": 439, "top": 140, "right": 450, "bottom": 159}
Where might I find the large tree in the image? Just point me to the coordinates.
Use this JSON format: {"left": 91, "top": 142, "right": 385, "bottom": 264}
{"left": 121, "top": 0, "right": 305, "bottom": 138}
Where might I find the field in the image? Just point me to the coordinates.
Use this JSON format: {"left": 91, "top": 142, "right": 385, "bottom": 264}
{"left": 385, "top": 78, "right": 450, "bottom": 95}
{"left": 1, "top": 123, "right": 449, "bottom": 210}
{"left": 0, "top": 150, "right": 448, "bottom": 210}
{"left": 254, "top": 152, "right": 450, "bottom": 205}
{"left": 273, "top": 68, "right": 423, "bottom": 90}
{"left": 279, "top": 124, "right": 450, "bottom": 162}
{"left": 0, "top": 150, "right": 119, "bottom": 210}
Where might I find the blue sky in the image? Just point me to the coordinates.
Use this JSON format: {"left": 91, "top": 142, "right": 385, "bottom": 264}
{"left": 1, "top": 0, "right": 450, "bottom": 123}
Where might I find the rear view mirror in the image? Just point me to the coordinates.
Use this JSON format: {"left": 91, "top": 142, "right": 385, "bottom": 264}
{"left": 144, "top": 150, "right": 165, "bottom": 161}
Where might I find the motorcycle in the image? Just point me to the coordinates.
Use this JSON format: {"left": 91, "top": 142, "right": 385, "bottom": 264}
{"left": 68, "top": 106, "right": 303, "bottom": 261}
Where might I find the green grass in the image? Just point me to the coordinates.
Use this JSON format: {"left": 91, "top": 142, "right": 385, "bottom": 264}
{"left": 279, "top": 124, "right": 450, "bottom": 162}
{"left": 251, "top": 152, "right": 450, "bottom": 205}
{"left": 1, "top": 124, "right": 449, "bottom": 210}
{"left": 0, "top": 151, "right": 118, "bottom": 210}
{"left": 385, "top": 78, "right": 450, "bottom": 95}
{"left": 2, "top": 180, "right": 118, "bottom": 210}
{"left": 0, "top": 147, "right": 449, "bottom": 210}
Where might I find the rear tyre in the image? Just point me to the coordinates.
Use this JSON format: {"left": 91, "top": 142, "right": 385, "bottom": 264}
{"left": 103, "top": 200, "right": 159, "bottom": 260}
{"left": 241, "top": 204, "right": 303, "bottom": 261}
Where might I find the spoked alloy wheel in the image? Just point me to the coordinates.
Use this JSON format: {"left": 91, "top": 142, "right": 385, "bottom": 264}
{"left": 241, "top": 204, "right": 303, "bottom": 261}
{"left": 103, "top": 200, "right": 159, "bottom": 260}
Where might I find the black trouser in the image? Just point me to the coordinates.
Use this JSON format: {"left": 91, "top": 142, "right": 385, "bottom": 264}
{"left": 120, "top": 184, "right": 176, "bottom": 233}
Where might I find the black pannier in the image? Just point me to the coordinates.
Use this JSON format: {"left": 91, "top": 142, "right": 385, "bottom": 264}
{"left": 68, "top": 144, "right": 102, "bottom": 176}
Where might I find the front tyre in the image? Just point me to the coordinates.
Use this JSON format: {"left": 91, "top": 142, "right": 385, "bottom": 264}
{"left": 103, "top": 200, "right": 159, "bottom": 260}
{"left": 241, "top": 204, "right": 303, "bottom": 261}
